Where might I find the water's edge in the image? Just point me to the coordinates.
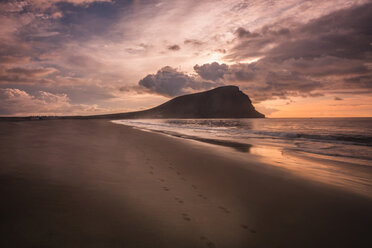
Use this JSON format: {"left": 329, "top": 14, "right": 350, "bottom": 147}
{"left": 111, "top": 118, "right": 372, "bottom": 198}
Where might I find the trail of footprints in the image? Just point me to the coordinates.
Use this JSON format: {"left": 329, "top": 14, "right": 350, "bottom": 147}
{"left": 144, "top": 155, "right": 257, "bottom": 247}
{"left": 218, "top": 206, "right": 230, "bottom": 214}
{"left": 182, "top": 213, "right": 191, "bottom": 221}
{"left": 200, "top": 236, "right": 216, "bottom": 248}
{"left": 174, "top": 197, "right": 184, "bottom": 204}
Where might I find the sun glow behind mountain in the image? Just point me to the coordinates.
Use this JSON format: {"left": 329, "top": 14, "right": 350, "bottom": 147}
{"left": 0, "top": 0, "right": 371, "bottom": 117}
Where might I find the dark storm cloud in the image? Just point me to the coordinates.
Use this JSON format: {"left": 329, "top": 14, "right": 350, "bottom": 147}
{"left": 218, "top": 3, "right": 372, "bottom": 101}
{"left": 228, "top": 3, "right": 372, "bottom": 61}
{"left": 138, "top": 66, "right": 220, "bottom": 97}
{"left": 234, "top": 27, "right": 260, "bottom": 39}
{"left": 134, "top": 3, "right": 372, "bottom": 103}
{"left": 222, "top": 63, "right": 257, "bottom": 82}
{"left": 167, "top": 44, "right": 181, "bottom": 51}
{"left": 139, "top": 58, "right": 329, "bottom": 102}
{"left": 192, "top": 61, "right": 324, "bottom": 102}
{"left": 194, "top": 62, "right": 228, "bottom": 81}
{"left": 263, "top": 71, "right": 322, "bottom": 95}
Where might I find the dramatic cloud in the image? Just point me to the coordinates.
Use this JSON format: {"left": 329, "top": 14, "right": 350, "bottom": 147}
{"left": 228, "top": 3, "right": 372, "bottom": 64}
{"left": 194, "top": 62, "right": 228, "bottom": 81}
{"left": 218, "top": 3, "right": 372, "bottom": 102}
{"left": 0, "top": 0, "right": 371, "bottom": 116}
{"left": 136, "top": 1, "right": 372, "bottom": 106}
{"left": 234, "top": 27, "right": 260, "bottom": 39}
{"left": 138, "top": 66, "right": 220, "bottom": 97}
{"left": 167, "top": 45, "right": 181, "bottom": 51}
{"left": 163, "top": 61, "right": 323, "bottom": 103}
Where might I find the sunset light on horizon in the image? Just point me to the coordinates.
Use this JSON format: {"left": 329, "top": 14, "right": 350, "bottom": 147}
{"left": 0, "top": 0, "right": 371, "bottom": 117}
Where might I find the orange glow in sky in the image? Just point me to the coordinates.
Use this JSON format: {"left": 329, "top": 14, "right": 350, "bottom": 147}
{"left": 0, "top": 0, "right": 371, "bottom": 117}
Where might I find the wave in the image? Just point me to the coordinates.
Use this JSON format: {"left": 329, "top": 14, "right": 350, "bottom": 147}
{"left": 112, "top": 119, "right": 372, "bottom": 163}
{"left": 117, "top": 120, "right": 372, "bottom": 146}
{"left": 152, "top": 129, "right": 372, "bottom": 162}
{"left": 149, "top": 129, "right": 253, "bottom": 153}
{"left": 249, "top": 131, "right": 372, "bottom": 146}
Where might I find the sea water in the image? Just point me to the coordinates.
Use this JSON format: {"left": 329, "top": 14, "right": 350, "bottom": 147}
{"left": 112, "top": 118, "right": 372, "bottom": 197}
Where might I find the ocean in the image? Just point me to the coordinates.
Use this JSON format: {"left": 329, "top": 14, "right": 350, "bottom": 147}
{"left": 112, "top": 118, "right": 372, "bottom": 197}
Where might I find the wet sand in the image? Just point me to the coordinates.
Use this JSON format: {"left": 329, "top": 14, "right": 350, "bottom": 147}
{"left": 0, "top": 119, "right": 371, "bottom": 248}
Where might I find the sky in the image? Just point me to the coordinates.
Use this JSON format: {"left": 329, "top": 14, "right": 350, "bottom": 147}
{"left": 0, "top": 0, "right": 371, "bottom": 117}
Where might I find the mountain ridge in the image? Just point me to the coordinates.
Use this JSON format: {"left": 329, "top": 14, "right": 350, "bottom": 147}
{"left": 105, "top": 85, "right": 264, "bottom": 119}
{"left": 0, "top": 86, "right": 265, "bottom": 120}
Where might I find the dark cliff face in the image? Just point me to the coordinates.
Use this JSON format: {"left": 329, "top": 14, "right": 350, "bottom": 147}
{"left": 120, "top": 86, "right": 265, "bottom": 119}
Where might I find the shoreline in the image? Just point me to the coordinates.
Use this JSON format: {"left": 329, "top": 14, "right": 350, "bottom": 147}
{"left": 113, "top": 120, "right": 372, "bottom": 199}
{"left": 1, "top": 119, "right": 372, "bottom": 247}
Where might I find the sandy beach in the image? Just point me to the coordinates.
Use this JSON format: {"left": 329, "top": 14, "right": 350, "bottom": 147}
{"left": 1, "top": 119, "right": 372, "bottom": 248}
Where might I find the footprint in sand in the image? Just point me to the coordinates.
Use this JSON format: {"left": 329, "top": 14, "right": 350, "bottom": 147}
{"left": 206, "top": 241, "right": 216, "bottom": 248}
{"left": 182, "top": 213, "right": 191, "bottom": 221}
{"left": 180, "top": 177, "right": 186, "bottom": 181}
{"left": 198, "top": 194, "right": 208, "bottom": 200}
{"left": 218, "top": 206, "right": 230, "bottom": 214}
{"left": 176, "top": 171, "right": 181, "bottom": 175}
{"left": 169, "top": 166, "right": 174, "bottom": 169}
{"left": 149, "top": 171, "right": 154, "bottom": 175}
{"left": 200, "top": 236, "right": 216, "bottom": 248}
{"left": 158, "top": 178, "right": 165, "bottom": 183}
{"left": 174, "top": 197, "right": 184, "bottom": 204}
{"left": 241, "top": 225, "right": 257, "bottom": 234}
{"left": 162, "top": 186, "right": 170, "bottom": 191}
{"left": 192, "top": 185, "right": 198, "bottom": 190}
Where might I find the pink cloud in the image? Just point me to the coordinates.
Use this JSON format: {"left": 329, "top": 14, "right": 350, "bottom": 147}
{"left": 0, "top": 88, "right": 106, "bottom": 116}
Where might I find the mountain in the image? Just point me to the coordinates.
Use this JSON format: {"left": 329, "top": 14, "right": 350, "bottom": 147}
{"left": 0, "top": 86, "right": 265, "bottom": 121}
{"left": 104, "top": 86, "right": 265, "bottom": 119}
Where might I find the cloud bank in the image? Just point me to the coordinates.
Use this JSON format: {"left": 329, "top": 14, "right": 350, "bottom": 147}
{"left": 138, "top": 66, "right": 221, "bottom": 97}
{"left": 139, "top": 2, "right": 372, "bottom": 104}
{"left": 0, "top": 0, "right": 371, "bottom": 116}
